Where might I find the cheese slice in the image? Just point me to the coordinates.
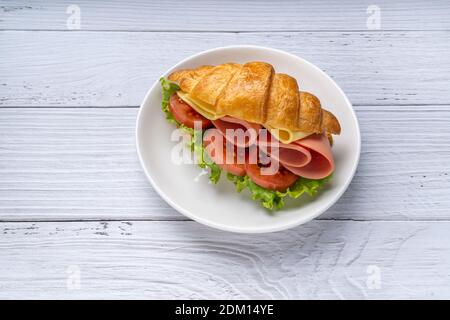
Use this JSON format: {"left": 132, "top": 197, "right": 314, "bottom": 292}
{"left": 266, "top": 126, "right": 311, "bottom": 144}
{"left": 177, "top": 90, "right": 311, "bottom": 144}
{"left": 177, "top": 91, "right": 222, "bottom": 120}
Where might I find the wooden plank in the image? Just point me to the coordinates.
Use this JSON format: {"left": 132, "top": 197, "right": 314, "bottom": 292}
{"left": 1, "top": 31, "right": 450, "bottom": 107}
{"left": 1, "top": 220, "right": 449, "bottom": 299}
{"left": 1, "top": 107, "right": 449, "bottom": 222}
{"left": 1, "top": 0, "right": 449, "bottom": 31}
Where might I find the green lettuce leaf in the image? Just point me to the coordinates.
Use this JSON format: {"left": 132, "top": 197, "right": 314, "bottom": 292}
{"left": 192, "top": 129, "right": 222, "bottom": 183}
{"left": 227, "top": 173, "right": 332, "bottom": 210}
{"left": 160, "top": 77, "right": 179, "bottom": 121}
{"left": 160, "top": 77, "right": 221, "bottom": 184}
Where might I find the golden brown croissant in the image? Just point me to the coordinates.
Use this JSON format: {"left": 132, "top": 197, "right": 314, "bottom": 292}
{"left": 168, "top": 61, "right": 341, "bottom": 136}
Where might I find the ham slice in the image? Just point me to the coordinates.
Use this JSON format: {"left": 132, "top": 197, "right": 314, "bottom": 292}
{"left": 210, "top": 116, "right": 335, "bottom": 180}
{"left": 283, "top": 134, "right": 334, "bottom": 179}
{"left": 203, "top": 128, "right": 246, "bottom": 176}
{"left": 258, "top": 132, "right": 312, "bottom": 168}
{"left": 212, "top": 116, "right": 261, "bottom": 148}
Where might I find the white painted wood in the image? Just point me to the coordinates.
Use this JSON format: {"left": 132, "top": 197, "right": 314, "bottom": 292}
{"left": 1, "top": 107, "right": 449, "bottom": 222}
{"left": 1, "top": 31, "right": 450, "bottom": 106}
{"left": 2, "top": 0, "right": 450, "bottom": 299}
{"left": 1, "top": 0, "right": 449, "bottom": 31}
{"left": 1, "top": 220, "right": 449, "bottom": 299}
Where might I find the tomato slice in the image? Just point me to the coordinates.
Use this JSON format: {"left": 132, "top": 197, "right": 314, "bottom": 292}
{"left": 169, "top": 93, "right": 213, "bottom": 129}
{"left": 245, "top": 162, "right": 298, "bottom": 191}
{"left": 203, "top": 129, "right": 246, "bottom": 177}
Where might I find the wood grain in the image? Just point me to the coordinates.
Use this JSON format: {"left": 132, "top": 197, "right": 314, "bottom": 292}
{"left": 2, "top": 0, "right": 450, "bottom": 299}
{"left": 1, "top": 107, "right": 449, "bottom": 222}
{"left": 1, "top": 220, "right": 449, "bottom": 299}
{"left": 1, "top": 31, "right": 450, "bottom": 107}
{"left": 1, "top": 0, "right": 449, "bottom": 31}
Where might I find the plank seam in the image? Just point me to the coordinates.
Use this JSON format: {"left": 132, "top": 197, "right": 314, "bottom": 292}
{"left": 1, "top": 29, "right": 450, "bottom": 33}
{"left": 0, "top": 218, "right": 449, "bottom": 223}
{"left": 2, "top": 104, "right": 450, "bottom": 109}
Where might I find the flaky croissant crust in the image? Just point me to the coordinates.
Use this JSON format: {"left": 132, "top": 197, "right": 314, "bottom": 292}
{"left": 168, "top": 61, "right": 341, "bottom": 135}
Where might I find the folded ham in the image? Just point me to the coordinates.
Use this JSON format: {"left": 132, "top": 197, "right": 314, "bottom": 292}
{"left": 258, "top": 132, "right": 311, "bottom": 168}
{"left": 209, "top": 116, "right": 334, "bottom": 179}
{"left": 212, "top": 116, "right": 261, "bottom": 148}
{"left": 282, "top": 134, "right": 334, "bottom": 179}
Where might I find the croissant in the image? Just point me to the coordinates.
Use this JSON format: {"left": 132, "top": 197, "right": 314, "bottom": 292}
{"left": 168, "top": 62, "right": 341, "bottom": 140}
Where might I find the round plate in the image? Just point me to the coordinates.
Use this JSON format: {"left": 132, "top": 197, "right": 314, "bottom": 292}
{"left": 136, "top": 45, "right": 360, "bottom": 233}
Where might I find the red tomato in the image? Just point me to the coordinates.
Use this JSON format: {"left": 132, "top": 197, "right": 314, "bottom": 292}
{"left": 245, "top": 162, "right": 298, "bottom": 191}
{"left": 169, "top": 93, "right": 213, "bottom": 129}
{"left": 203, "top": 129, "right": 246, "bottom": 177}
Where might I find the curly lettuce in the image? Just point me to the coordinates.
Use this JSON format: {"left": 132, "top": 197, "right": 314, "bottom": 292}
{"left": 161, "top": 77, "right": 221, "bottom": 183}
{"left": 161, "top": 77, "right": 331, "bottom": 210}
{"left": 227, "top": 173, "right": 332, "bottom": 210}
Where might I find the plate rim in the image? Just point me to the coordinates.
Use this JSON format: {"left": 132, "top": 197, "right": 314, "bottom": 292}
{"left": 136, "top": 45, "right": 361, "bottom": 233}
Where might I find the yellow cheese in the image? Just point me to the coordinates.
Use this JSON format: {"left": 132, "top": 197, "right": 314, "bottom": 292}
{"left": 177, "top": 90, "right": 311, "bottom": 144}
{"left": 266, "top": 126, "right": 311, "bottom": 144}
{"left": 177, "top": 91, "right": 222, "bottom": 120}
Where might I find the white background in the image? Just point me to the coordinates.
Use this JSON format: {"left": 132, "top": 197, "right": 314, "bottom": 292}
{"left": 1, "top": 0, "right": 450, "bottom": 298}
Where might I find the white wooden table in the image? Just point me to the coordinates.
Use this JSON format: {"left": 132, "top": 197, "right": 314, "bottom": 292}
{"left": 1, "top": 0, "right": 450, "bottom": 299}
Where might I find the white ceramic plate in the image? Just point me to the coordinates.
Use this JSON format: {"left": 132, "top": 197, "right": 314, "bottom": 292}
{"left": 136, "top": 45, "right": 360, "bottom": 233}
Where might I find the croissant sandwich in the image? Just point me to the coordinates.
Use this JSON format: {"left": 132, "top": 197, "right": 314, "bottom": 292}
{"left": 160, "top": 61, "right": 341, "bottom": 210}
